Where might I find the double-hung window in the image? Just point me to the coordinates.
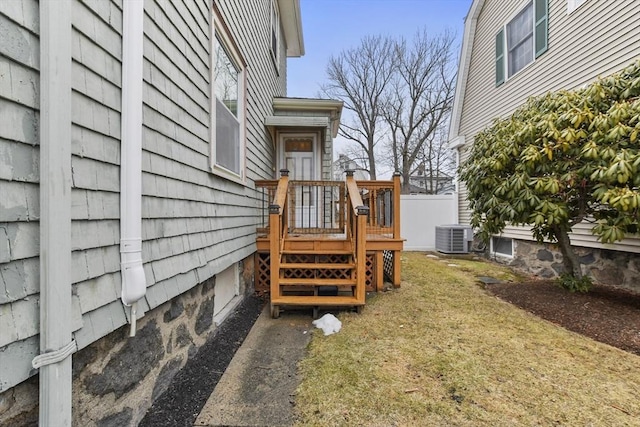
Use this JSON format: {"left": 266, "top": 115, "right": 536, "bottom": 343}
{"left": 270, "top": 0, "right": 280, "bottom": 69}
{"left": 212, "top": 19, "right": 245, "bottom": 180}
{"left": 496, "top": 0, "right": 548, "bottom": 85}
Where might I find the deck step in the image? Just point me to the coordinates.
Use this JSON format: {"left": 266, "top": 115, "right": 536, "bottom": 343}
{"left": 281, "top": 249, "right": 352, "bottom": 255}
{"left": 271, "top": 295, "right": 363, "bottom": 306}
{"left": 280, "top": 262, "right": 355, "bottom": 269}
{"left": 278, "top": 278, "right": 356, "bottom": 286}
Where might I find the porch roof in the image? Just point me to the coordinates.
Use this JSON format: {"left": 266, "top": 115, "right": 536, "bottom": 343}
{"left": 268, "top": 97, "right": 343, "bottom": 137}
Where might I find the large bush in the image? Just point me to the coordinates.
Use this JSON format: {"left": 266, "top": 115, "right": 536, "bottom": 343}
{"left": 460, "top": 60, "right": 640, "bottom": 282}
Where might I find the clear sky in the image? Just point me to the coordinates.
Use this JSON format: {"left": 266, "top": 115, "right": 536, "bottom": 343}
{"left": 287, "top": 0, "right": 473, "bottom": 98}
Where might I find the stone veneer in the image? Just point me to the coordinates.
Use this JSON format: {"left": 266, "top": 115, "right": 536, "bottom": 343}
{"left": 491, "top": 240, "right": 640, "bottom": 294}
{"left": 0, "top": 256, "right": 254, "bottom": 427}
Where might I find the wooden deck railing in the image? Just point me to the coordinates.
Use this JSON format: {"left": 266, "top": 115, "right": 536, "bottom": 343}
{"left": 256, "top": 171, "right": 401, "bottom": 240}
{"left": 286, "top": 180, "right": 345, "bottom": 234}
{"left": 357, "top": 171, "right": 401, "bottom": 239}
{"left": 256, "top": 179, "right": 278, "bottom": 233}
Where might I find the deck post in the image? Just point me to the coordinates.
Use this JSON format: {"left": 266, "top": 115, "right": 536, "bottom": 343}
{"left": 279, "top": 169, "right": 289, "bottom": 236}
{"left": 393, "top": 171, "right": 402, "bottom": 287}
{"left": 392, "top": 171, "right": 401, "bottom": 239}
{"left": 269, "top": 204, "right": 281, "bottom": 301}
{"left": 356, "top": 205, "right": 369, "bottom": 304}
{"left": 375, "top": 251, "right": 384, "bottom": 292}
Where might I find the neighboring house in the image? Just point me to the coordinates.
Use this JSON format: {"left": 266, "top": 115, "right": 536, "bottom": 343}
{"left": 449, "top": 0, "right": 640, "bottom": 289}
{"left": 0, "top": 0, "right": 348, "bottom": 425}
{"left": 408, "top": 171, "right": 454, "bottom": 195}
{"left": 333, "top": 154, "right": 369, "bottom": 180}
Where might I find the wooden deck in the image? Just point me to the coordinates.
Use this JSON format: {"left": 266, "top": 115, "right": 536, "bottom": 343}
{"left": 255, "top": 171, "right": 403, "bottom": 317}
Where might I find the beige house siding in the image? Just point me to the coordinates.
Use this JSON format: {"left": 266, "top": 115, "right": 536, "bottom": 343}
{"left": 454, "top": 0, "right": 640, "bottom": 249}
{"left": 460, "top": 0, "right": 640, "bottom": 138}
{"left": 456, "top": 144, "right": 473, "bottom": 225}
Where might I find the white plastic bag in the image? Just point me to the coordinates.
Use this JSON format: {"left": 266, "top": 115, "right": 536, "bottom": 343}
{"left": 312, "top": 313, "right": 342, "bottom": 336}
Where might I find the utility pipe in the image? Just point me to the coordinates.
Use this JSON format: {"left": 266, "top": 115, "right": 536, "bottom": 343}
{"left": 34, "top": 0, "right": 74, "bottom": 425}
{"left": 120, "top": 0, "right": 147, "bottom": 336}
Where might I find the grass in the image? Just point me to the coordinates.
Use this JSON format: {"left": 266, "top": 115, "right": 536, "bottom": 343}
{"left": 294, "top": 252, "right": 640, "bottom": 426}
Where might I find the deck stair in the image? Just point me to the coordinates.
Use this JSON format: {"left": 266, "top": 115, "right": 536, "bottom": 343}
{"left": 256, "top": 169, "right": 403, "bottom": 318}
{"left": 271, "top": 237, "right": 361, "bottom": 318}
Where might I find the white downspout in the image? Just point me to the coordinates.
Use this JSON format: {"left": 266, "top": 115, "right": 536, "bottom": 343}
{"left": 120, "top": 0, "right": 147, "bottom": 336}
{"left": 454, "top": 150, "right": 460, "bottom": 224}
{"left": 33, "top": 0, "right": 74, "bottom": 425}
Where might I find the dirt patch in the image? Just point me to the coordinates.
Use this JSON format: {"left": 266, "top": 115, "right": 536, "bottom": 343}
{"left": 486, "top": 279, "right": 640, "bottom": 356}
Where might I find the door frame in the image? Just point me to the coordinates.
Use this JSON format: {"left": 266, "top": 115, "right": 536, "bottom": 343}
{"left": 277, "top": 132, "right": 322, "bottom": 180}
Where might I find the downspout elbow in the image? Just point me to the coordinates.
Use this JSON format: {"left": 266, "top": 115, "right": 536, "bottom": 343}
{"left": 120, "top": 238, "right": 146, "bottom": 306}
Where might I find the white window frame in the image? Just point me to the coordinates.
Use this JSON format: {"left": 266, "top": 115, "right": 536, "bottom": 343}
{"left": 211, "top": 15, "right": 246, "bottom": 183}
{"left": 213, "top": 263, "right": 240, "bottom": 317}
{"left": 567, "top": 0, "right": 587, "bottom": 14}
{"left": 270, "top": 0, "right": 280, "bottom": 71}
{"left": 505, "top": 1, "right": 535, "bottom": 79}
{"left": 491, "top": 236, "right": 514, "bottom": 259}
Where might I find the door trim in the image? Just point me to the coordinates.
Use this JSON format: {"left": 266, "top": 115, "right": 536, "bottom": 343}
{"left": 278, "top": 132, "right": 321, "bottom": 180}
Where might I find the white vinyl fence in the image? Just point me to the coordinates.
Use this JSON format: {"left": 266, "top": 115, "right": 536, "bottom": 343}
{"left": 400, "top": 194, "right": 457, "bottom": 251}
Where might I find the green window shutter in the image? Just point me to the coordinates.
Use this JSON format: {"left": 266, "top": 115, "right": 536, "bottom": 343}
{"left": 495, "top": 29, "right": 505, "bottom": 86}
{"left": 534, "top": 0, "right": 548, "bottom": 57}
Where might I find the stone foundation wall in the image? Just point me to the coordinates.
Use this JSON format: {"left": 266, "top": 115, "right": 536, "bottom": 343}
{"left": 491, "top": 240, "right": 640, "bottom": 294}
{"left": 0, "top": 256, "right": 255, "bottom": 427}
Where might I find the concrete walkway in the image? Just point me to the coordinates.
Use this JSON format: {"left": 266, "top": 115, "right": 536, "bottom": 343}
{"left": 195, "top": 306, "right": 313, "bottom": 427}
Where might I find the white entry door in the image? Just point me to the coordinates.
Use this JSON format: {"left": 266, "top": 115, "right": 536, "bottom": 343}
{"left": 281, "top": 134, "right": 319, "bottom": 229}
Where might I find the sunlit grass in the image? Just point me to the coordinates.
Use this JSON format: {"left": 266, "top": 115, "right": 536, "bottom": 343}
{"left": 294, "top": 252, "right": 640, "bottom": 426}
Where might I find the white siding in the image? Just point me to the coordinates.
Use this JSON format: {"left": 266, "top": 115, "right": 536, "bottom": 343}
{"left": 460, "top": 0, "right": 640, "bottom": 138}
{"left": 457, "top": 0, "right": 640, "bottom": 249}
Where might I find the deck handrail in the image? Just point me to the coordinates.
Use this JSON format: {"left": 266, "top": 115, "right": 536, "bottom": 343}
{"left": 345, "top": 171, "right": 368, "bottom": 304}
{"left": 268, "top": 170, "right": 290, "bottom": 302}
{"left": 346, "top": 175, "right": 365, "bottom": 215}
{"left": 272, "top": 173, "right": 289, "bottom": 215}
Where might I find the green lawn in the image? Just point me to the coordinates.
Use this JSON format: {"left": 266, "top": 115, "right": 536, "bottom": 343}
{"left": 294, "top": 252, "right": 640, "bottom": 426}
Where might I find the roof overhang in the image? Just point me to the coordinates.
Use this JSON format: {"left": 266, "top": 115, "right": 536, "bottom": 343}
{"left": 265, "top": 115, "right": 330, "bottom": 129}
{"left": 278, "top": 0, "right": 305, "bottom": 57}
{"left": 448, "top": 0, "right": 484, "bottom": 148}
{"left": 269, "top": 97, "right": 343, "bottom": 137}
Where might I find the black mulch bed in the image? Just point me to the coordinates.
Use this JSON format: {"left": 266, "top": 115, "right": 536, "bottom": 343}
{"left": 139, "top": 294, "right": 264, "bottom": 427}
{"left": 486, "top": 279, "right": 640, "bottom": 356}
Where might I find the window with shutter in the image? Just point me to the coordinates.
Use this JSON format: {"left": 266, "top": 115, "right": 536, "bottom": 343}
{"left": 495, "top": 0, "right": 548, "bottom": 84}
{"left": 495, "top": 29, "right": 505, "bottom": 86}
{"left": 270, "top": 0, "right": 280, "bottom": 70}
{"left": 534, "top": 0, "right": 548, "bottom": 57}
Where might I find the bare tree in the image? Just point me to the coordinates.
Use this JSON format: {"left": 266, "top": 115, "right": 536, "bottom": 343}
{"left": 321, "top": 35, "right": 396, "bottom": 180}
{"left": 322, "top": 30, "right": 456, "bottom": 187}
{"left": 383, "top": 30, "right": 457, "bottom": 193}
{"left": 413, "top": 124, "right": 456, "bottom": 193}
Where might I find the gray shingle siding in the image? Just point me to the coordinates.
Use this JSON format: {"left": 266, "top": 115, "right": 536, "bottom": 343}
{"left": 0, "top": 258, "right": 39, "bottom": 303}
{"left": 1, "top": 0, "right": 288, "bottom": 394}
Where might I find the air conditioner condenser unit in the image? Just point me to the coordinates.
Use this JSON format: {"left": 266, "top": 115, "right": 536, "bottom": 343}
{"left": 435, "top": 225, "right": 473, "bottom": 254}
